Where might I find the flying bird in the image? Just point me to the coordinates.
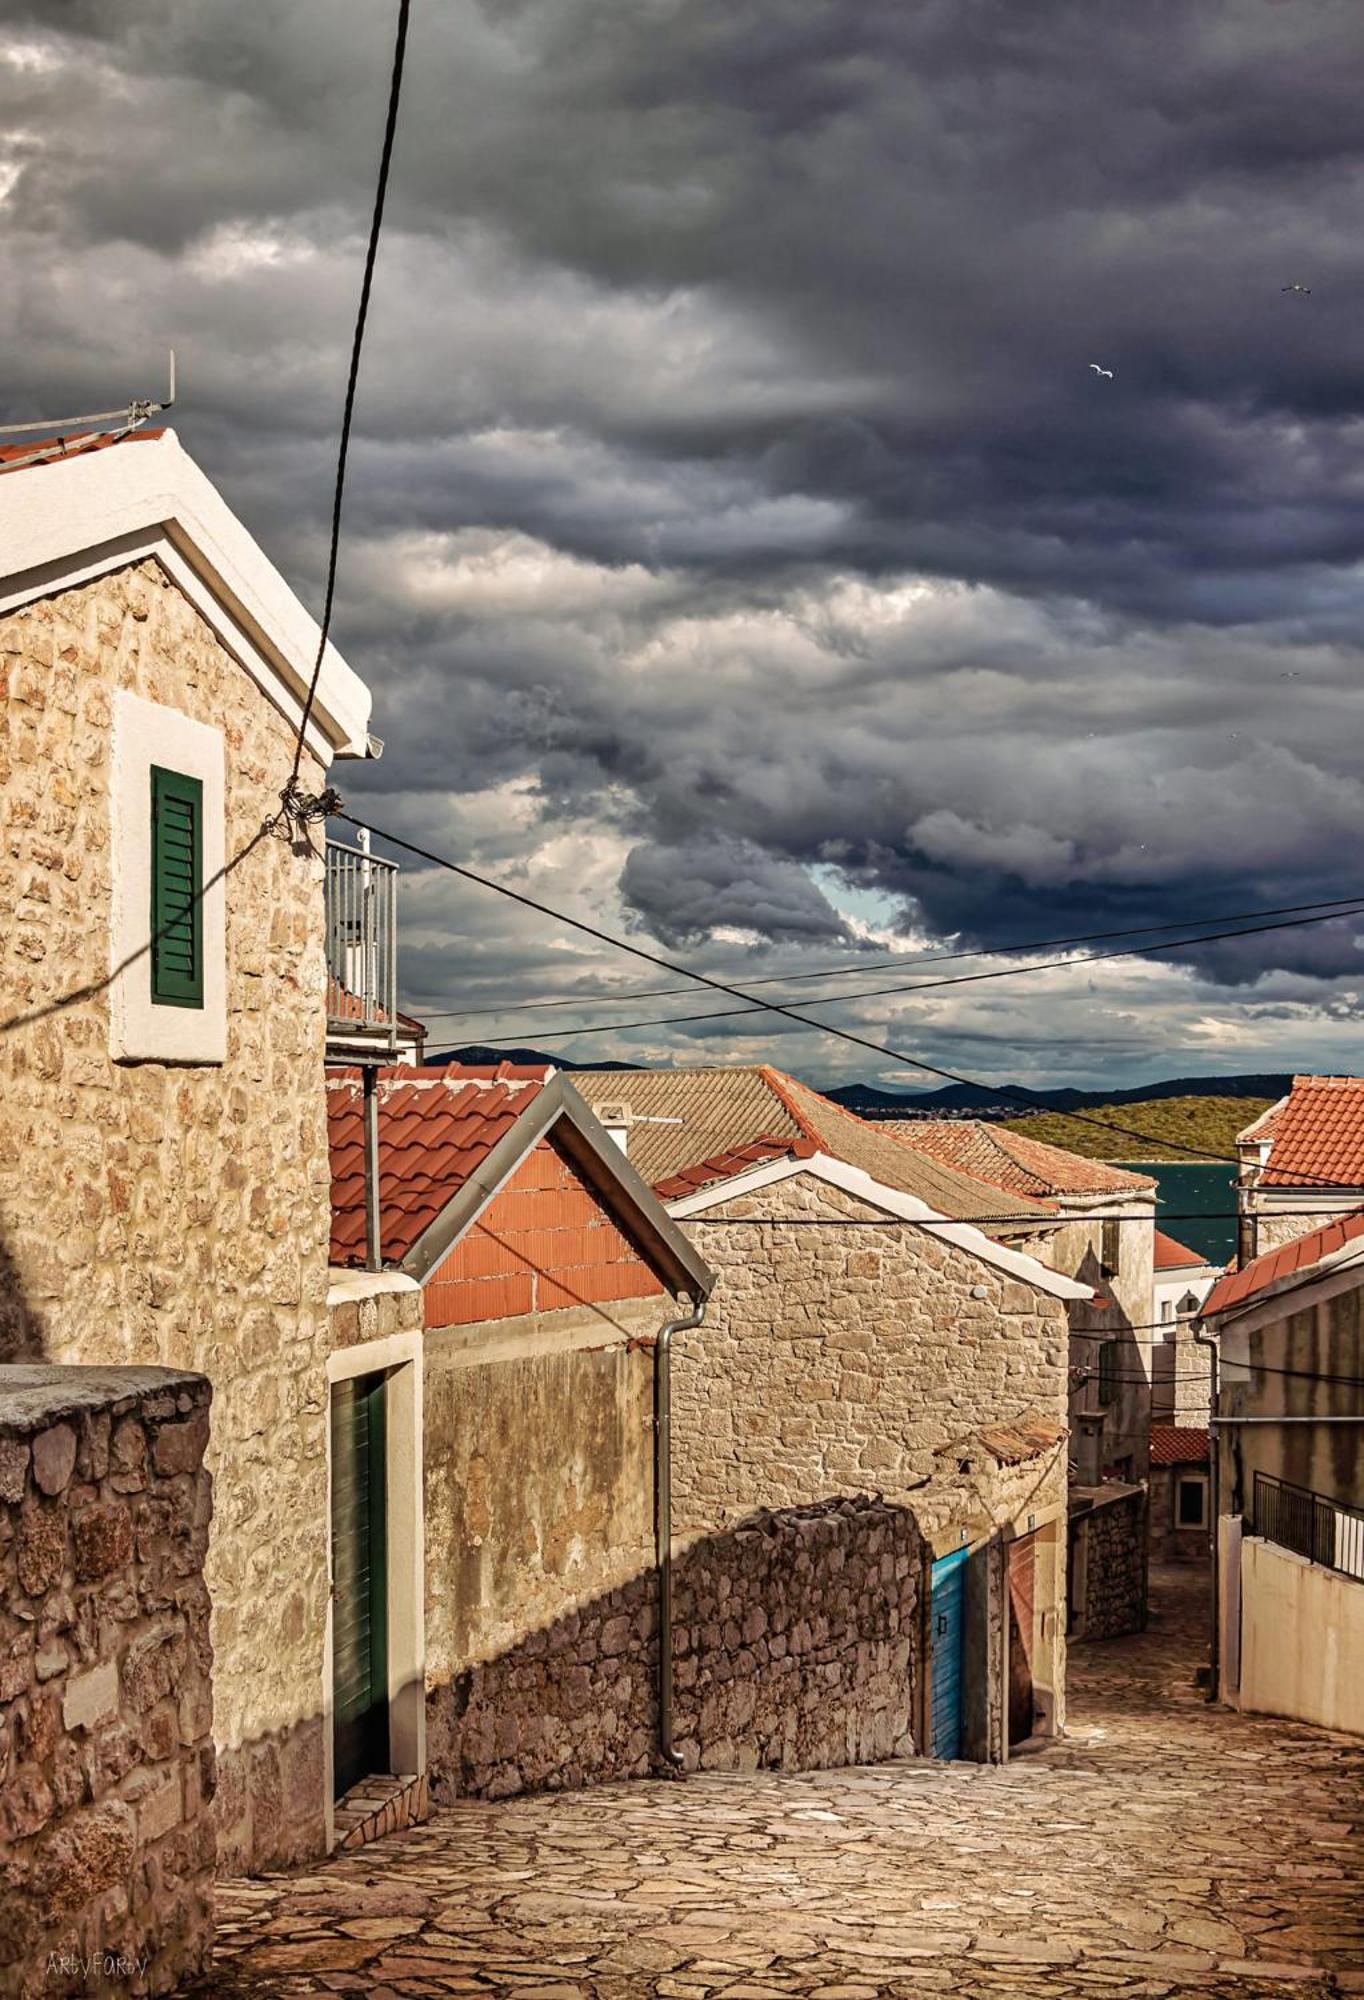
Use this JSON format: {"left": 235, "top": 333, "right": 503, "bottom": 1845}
{"left": 1089, "top": 363, "right": 1114, "bottom": 378}
{"left": 1282, "top": 282, "right": 1312, "bottom": 296}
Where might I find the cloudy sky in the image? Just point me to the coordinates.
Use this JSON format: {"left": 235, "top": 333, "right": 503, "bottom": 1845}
{"left": 5, "top": 0, "right": 1364, "bottom": 1094}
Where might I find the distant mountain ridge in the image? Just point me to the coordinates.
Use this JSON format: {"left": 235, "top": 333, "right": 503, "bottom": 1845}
{"left": 823, "top": 1073, "right": 1292, "bottom": 1120}
{"left": 430, "top": 1044, "right": 640, "bottom": 1073}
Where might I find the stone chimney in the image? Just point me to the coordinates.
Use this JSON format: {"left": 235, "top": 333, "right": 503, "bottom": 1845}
{"left": 595, "top": 1100, "right": 632, "bottom": 1154}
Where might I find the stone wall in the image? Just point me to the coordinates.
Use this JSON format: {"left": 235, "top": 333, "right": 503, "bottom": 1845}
{"left": 1069, "top": 1485, "right": 1149, "bottom": 1640}
{"left": 0, "top": 1366, "right": 215, "bottom": 1997}
{"left": 0, "top": 561, "right": 336, "bottom": 1871}
{"left": 422, "top": 1301, "right": 660, "bottom": 1713}
{"left": 669, "top": 1171, "right": 1071, "bottom": 1533}
{"left": 429, "top": 1494, "right": 922, "bottom": 1801}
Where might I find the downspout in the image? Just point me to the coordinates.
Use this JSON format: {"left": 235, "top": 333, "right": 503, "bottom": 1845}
{"left": 363, "top": 1065, "right": 382, "bottom": 1272}
{"left": 655, "top": 1294, "right": 705, "bottom": 1772}
{"left": 1193, "top": 1322, "right": 1219, "bottom": 1701}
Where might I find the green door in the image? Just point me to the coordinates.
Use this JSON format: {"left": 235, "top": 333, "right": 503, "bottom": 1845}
{"left": 330, "top": 1372, "right": 389, "bottom": 1800}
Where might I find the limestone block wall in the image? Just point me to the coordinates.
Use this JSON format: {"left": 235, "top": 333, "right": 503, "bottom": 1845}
{"left": 669, "top": 1171, "right": 1071, "bottom": 1534}
{"left": 0, "top": 562, "right": 335, "bottom": 1872}
{"left": 431, "top": 1494, "right": 923, "bottom": 1801}
{"left": 0, "top": 1367, "right": 215, "bottom": 1997}
{"left": 422, "top": 1301, "right": 660, "bottom": 1709}
{"left": 1069, "top": 1485, "right": 1149, "bottom": 1640}
{"left": 1149, "top": 1465, "right": 1211, "bottom": 1565}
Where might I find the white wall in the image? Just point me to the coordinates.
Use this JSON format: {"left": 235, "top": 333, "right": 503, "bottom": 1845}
{"left": 1237, "top": 1536, "right": 1364, "bottom": 1737}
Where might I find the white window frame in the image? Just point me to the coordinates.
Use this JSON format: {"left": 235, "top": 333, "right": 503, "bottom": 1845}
{"left": 110, "top": 690, "right": 226, "bottom": 1063}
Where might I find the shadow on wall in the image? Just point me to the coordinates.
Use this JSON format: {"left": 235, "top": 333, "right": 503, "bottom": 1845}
{"left": 1069, "top": 1240, "right": 1149, "bottom": 1476}
{"left": 0, "top": 1231, "right": 47, "bottom": 1364}
{"left": 427, "top": 1493, "right": 926, "bottom": 1806}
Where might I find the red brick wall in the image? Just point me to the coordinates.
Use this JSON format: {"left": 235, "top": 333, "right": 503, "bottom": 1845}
{"left": 424, "top": 1138, "right": 666, "bottom": 1328}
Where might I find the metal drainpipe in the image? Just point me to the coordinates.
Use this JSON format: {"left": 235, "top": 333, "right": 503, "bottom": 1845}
{"left": 1193, "top": 1322, "right": 1220, "bottom": 1701}
{"left": 655, "top": 1295, "right": 706, "bottom": 1771}
{"left": 362, "top": 1065, "right": 382, "bottom": 1272}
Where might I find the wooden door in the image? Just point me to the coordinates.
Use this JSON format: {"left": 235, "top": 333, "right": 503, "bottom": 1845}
{"left": 930, "top": 1549, "right": 969, "bottom": 1759}
{"left": 331, "top": 1373, "right": 389, "bottom": 1800}
{"left": 1007, "top": 1533, "right": 1036, "bottom": 1747}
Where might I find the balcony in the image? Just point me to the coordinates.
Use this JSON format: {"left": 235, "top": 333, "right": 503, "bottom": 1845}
{"left": 325, "top": 836, "right": 398, "bottom": 1062}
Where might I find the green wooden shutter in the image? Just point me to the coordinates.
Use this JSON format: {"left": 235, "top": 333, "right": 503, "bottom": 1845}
{"left": 150, "top": 765, "right": 203, "bottom": 1008}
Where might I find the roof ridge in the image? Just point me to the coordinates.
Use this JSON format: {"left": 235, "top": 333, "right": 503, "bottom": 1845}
{"left": 755, "top": 1065, "right": 825, "bottom": 1146}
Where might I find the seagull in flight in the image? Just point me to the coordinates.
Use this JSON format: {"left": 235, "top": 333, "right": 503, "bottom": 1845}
{"left": 1089, "top": 362, "right": 1114, "bottom": 378}
{"left": 1282, "top": 282, "right": 1312, "bottom": 296}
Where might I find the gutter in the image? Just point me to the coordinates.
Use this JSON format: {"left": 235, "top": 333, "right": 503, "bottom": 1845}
{"left": 654, "top": 1294, "right": 705, "bottom": 1772}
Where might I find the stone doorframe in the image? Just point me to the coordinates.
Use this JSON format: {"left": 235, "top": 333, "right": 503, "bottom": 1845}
{"left": 324, "top": 1322, "right": 426, "bottom": 1852}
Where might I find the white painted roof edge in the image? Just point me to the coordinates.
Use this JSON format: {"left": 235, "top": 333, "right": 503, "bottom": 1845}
{"left": 664, "top": 1149, "right": 1091, "bottom": 1301}
{"left": 0, "top": 430, "right": 373, "bottom": 762}
{"left": 327, "top": 1269, "right": 421, "bottom": 1307}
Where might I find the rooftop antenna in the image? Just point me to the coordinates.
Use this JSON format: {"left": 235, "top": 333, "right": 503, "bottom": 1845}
{"left": 0, "top": 350, "right": 177, "bottom": 470}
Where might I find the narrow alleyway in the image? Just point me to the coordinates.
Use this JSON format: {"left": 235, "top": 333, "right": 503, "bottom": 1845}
{"left": 204, "top": 1569, "right": 1364, "bottom": 1998}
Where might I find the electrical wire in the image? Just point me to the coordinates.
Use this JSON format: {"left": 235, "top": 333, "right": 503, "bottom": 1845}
{"left": 411, "top": 890, "right": 1364, "bottom": 1023}
{"left": 340, "top": 808, "right": 1363, "bottom": 1189}
{"left": 424, "top": 898, "right": 1364, "bottom": 1048}
{"left": 284, "top": 0, "right": 412, "bottom": 794}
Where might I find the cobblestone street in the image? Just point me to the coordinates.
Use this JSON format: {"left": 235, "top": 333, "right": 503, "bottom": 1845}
{"left": 204, "top": 1569, "right": 1364, "bottom": 1998}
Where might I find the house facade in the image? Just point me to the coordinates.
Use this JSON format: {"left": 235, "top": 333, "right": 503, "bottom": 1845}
{"left": 574, "top": 1067, "right": 1090, "bottom": 1763}
{"left": 1235, "top": 1076, "right": 1364, "bottom": 1260}
{"left": 325, "top": 1063, "right": 715, "bottom": 1812}
{"left": 0, "top": 427, "right": 375, "bottom": 1870}
{"left": 1151, "top": 1229, "right": 1219, "bottom": 1427}
{"left": 890, "top": 1122, "right": 1158, "bottom": 1481}
{"left": 1200, "top": 1212, "right": 1364, "bottom": 1736}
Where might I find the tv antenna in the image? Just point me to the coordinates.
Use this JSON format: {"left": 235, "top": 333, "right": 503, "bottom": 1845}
{"left": 0, "top": 350, "right": 177, "bottom": 471}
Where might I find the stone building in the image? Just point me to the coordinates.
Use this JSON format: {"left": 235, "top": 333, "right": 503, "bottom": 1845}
{"left": 0, "top": 427, "right": 375, "bottom": 1871}
{"left": 325, "top": 1063, "right": 714, "bottom": 1814}
{"left": 1147, "top": 1423, "right": 1211, "bottom": 1564}
{"left": 890, "top": 1122, "right": 1158, "bottom": 1483}
{"left": 1151, "top": 1230, "right": 1219, "bottom": 1427}
{"left": 1235, "top": 1075, "right": 1364, "bottom": 1260}
{"left": 573, "top": 1066, "right": 1090, "bottom": 1763}
{"left": 1200, "top": 1211, "right": 1364, "bottom": 1736}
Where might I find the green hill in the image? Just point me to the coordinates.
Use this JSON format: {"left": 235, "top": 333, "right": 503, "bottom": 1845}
{"left": 1002, "top": 1093, "right": 1274, "bottom": 1163}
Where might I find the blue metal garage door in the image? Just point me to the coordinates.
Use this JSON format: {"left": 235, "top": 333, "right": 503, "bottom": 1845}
{"left": 930, "top": 1548, "right": 969, "bottom": 1759}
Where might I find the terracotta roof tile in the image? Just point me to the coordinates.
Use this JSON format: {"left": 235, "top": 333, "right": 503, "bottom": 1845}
{"left": 938, "top": 1412, "right": 1067, "bottom": 1467}
{"left": 570, "top": 1066, "right": 1052, "bottom": 1222}
{"left": 1201, "top": 1204, "right": 1364, "bottom": 1318}
{"left": 654, "top": 1135, "right": 815, "bottom": 1201}
{"left": 0, "top": 427, "right": 165, "bottom": 477}
{"left": 328, "top": 1064, "right": 546, "bottom": 1266}
{"left": 886, "top": 1119, "right": 1155, "bottom": 1199}
{"left": 1154, "top": 1228, "right": 1206, "bottom": 1269}
{"left": 1149, "top": 1424, "right": 1209, "bottom": 1466}
{"left": 1257, "top": 1075, "right": 1364, "bottom": 1188}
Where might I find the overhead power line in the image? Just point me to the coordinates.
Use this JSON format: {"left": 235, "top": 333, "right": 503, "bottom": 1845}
{"left": 412, "top": 890, "right": 1364, "bottom": 1024}
{"left": 422, "top": 900, "right": 1364, "bottom": 1047}
{"left": 283, "top": 0, "right": 412, "bottom": 800}
{"left": 336, "top": 808, "right": 1362, "bottom": 1188}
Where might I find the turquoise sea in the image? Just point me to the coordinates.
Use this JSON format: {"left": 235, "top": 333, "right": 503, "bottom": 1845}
{"left": 1123, "top": 1160, "right": 1238, "bottom": 1264}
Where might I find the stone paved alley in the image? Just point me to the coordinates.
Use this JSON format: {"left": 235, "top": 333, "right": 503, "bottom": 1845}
{"left": 202, "top": 1570, "right": 1364, "bottom": 1998}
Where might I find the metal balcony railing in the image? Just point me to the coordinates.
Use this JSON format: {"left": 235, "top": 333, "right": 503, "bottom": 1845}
{"left": 324, "top": 836, "right": 398, "bottom": 1058}
{"left": 1252, "top": 1470, "right": 1364, "bottom": 1583}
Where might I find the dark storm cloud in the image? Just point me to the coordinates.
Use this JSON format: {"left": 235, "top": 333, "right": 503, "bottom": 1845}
{"left": 3, "top": 0, "right": 1363, "bottom": 1082}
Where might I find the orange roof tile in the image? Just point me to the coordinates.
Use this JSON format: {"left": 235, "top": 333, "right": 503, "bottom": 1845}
{"left": 1258, "top": 1075, "right": 1364, "bottom": 1188}
{"left": 328, "top": 1065, "right": 547, "bottom": 1266}
{"left": 1154, "top": 1228, "right": 1206, "bottom": 1269}
{"left": 1150, "top": 1425, "right": 1209, "bottom": 1466}
{"left": 0, "top": 427, "right": 166, "bottom": 476}
{"left": 654, "top": 1135, "right": 816, "bottom": 1200}
{"left": 1201, "top": 1205, "right": 1364, "bottom": 1318}
{"left": 885, "top": 1119, "right": 1154, "bottom": 1200}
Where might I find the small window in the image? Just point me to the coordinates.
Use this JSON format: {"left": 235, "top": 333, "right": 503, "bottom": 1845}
{"left": 1097, "top": 1340, "right": 1119, "bottom": 1406}
{"left": 150, "top": 766, "right": 204, "bottom": 1008}
{"left": 1161, "top": 1300, "right": 1174, "bottom": 1322}
{"left": 1100, "top": 1218, "right": 1121, "bottom": 1276}
{"left": 1177, "top": 1476, "right": 1208, "bottom": 1528}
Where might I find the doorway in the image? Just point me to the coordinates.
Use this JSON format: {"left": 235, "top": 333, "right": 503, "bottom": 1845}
{"left": 930, "top": 1548, "right": 969, "bottom": 1758}
{"left": 330, "top": 1370, "right": 389, "bottom": 1799}
{"left": 1007, "top": 1532, "right": 1037, "bottom": 1747}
